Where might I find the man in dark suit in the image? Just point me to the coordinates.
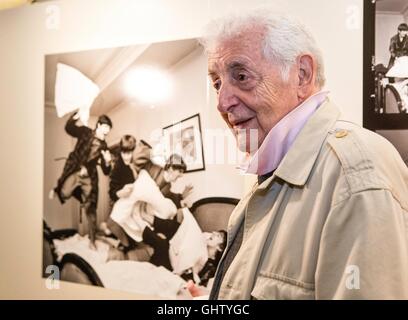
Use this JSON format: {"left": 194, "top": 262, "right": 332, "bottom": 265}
{"left": 106, "top": 134, "right": 151, "bottom": 248}
{"left": 388, "top": 23, "right": 408, "bottom": 69}
{"left": 108, "top": 135, "right": 151, "bottom": 203}
{"left": 50, "top": 112, "right": 113, "bottom": 248}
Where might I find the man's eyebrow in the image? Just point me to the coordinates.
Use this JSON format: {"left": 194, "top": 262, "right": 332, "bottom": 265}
{"left": 208, "top": 70, "right": 218, "bottom": 78}
{"left": 208, "top": 60, "right": 249, "bottom": 77}
{"left": 227, "top": 61, "right": 248, "bottom": 71}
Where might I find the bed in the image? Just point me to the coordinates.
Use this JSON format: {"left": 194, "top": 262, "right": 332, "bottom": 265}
{"left": 43, "top": 196, "right": 239, "bottom": 298}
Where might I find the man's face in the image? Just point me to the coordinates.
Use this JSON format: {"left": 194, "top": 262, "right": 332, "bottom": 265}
{"left": 208, "top": 27, "right": 300, "bottom": 152}
{"left": 399, "top": 30, "right": 408, "bottom": 37}
{"left": 166, "top": 168, "right": 184, "bottom": 183}
{"left": 96, "top": 123, "right": 111, "bottom": 139}
{"left": 121, "top": 151, "right": 133, "bottom": 165}
{"left": 206, "top": 231, "right": 225, "bottom": 250}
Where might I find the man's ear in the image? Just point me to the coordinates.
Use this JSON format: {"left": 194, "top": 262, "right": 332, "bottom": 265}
{"left": 297, "top": 54, "right": 315, "bottom": 99}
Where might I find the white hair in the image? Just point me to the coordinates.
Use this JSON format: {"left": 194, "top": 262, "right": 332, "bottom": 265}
{"left": 200, "top": 10, "right": 326, "bottom": 88}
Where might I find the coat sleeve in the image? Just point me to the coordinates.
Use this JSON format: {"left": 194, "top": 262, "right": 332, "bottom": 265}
{"left": 100, "top": 156, "right": 111, "bottom": 175}
{"left": 315, "top": 189, "right": 408, "bottom": 299}
{"left": 65, "top": 113, "right": 86, "bottom": 138}
{"left": 389, "top": 36, "right": 396, "bottom": 58}
{"left": 109, "top": 165, "right": 121, "bottom": 202}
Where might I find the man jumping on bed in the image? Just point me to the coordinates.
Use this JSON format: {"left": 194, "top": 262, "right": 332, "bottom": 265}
{"left": 49, "top": 112, "right": 113, "bottom": 248}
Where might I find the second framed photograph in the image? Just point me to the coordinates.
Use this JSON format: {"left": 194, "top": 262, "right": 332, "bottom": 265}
{"left": 162, "top": 113, "right": 205, "bottom": 173}
{"left": 363, "top": 0, "right": 408, "bottom": 166}
{"left": 364, "top": 0, "right": 408, "bottom": 130}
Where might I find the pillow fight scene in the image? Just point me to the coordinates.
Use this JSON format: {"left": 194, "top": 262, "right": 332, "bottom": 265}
{"left": 45, "top": 110, "right": 227, "bottom": 299}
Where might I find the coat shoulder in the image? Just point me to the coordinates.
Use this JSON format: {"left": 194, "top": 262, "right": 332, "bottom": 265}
{"left": 326, "top": 120, "right": 408, "bottom": 208}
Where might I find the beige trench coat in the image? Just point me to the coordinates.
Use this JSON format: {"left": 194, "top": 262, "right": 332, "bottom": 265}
{"left": 216, "top": 99, "right": 408, "bottom": 300}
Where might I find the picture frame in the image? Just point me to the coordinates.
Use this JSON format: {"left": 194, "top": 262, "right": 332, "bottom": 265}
{"left": 363, "top": 0, "right": 408, "bottom": 130}
{"left": 363, "top": 0, "right": 408, "bottom": 166}
{"left": 162, "top": 113, "right": 206, "bottom": 173}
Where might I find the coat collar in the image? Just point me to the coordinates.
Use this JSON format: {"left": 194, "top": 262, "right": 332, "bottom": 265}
{"left": 258, "top": 99, "right": 341, "bottom": 189}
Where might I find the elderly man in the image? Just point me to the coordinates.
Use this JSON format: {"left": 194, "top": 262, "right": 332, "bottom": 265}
{"left": 199, "top": 11, "right": 408, "bottom": 299}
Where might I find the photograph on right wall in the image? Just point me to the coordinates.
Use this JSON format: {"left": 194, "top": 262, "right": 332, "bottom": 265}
{"left": 364, "top": 0, "right": 408, "bottom": 166}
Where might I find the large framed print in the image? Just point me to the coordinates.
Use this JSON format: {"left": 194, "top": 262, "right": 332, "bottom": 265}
{"left": 42, "top": 38, "right": 232, "bottom": 298}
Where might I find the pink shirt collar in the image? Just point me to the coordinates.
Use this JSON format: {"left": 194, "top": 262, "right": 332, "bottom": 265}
{"left": 239, "top": 91, "right": 329, "bottom": 176}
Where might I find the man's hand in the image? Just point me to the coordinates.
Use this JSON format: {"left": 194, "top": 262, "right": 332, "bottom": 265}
{"left": 101, "top": 149, "right": 112, "bottom": 163}
{"left": 140, "top": 209, "right": 154, "bottom": 225}
{"left": 72, "top": 112, "right": 80, "bottom": 120}
{"left": 186, "top": 280, "right": 209, "bottom": 298}
{"left": 182, "top": 184, "right": 194, "bottom": 199}
{"left": 116, "top": 184, "right": 133, "bottom": 198}
{"left": 79, "top": 166, "right": 88, "bottom": 177}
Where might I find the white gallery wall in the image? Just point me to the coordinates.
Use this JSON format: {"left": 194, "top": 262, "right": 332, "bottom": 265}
{"left": 0, "top": 0, "right": 363, "bottom": 299}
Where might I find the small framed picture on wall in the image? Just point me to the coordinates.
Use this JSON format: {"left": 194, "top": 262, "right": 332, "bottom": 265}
{"left": 162, "top": 113, "right": 206, "bottom": 173}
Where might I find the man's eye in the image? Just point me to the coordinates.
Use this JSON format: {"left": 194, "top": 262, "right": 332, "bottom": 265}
{"left": 213, "top": 79, "right": 221, "bottom": 91}
{"left": 233, "top": 70, "right": 249, "bottom": 82}
{"left": 238, "top": 73, "right": 248, "bottom": 81}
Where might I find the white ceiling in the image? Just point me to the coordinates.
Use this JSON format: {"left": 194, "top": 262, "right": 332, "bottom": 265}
{"left": 45, "top": 38, "right": 200, "bottom": 115}
{"left": 376, "top": 0, "right": 408, "bottom": 13}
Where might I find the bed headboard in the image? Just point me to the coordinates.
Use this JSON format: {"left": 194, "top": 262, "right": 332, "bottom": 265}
{"left": 190, "top": 197, "right": 239, "bottom": 232}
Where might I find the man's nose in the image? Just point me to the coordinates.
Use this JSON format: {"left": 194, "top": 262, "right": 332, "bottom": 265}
{"left": 217, "top": 82, "right": 239, "bottom": 113}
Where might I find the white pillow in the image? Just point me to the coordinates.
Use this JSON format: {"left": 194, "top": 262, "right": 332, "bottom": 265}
{"left": 54, "top": 63, "right": 100, "bottom": 126}
{"left": 169, "top": 208, "right": 208, "bottom": 274}
{"left": 110, "top": 170, "right": 177, "bottom": 242}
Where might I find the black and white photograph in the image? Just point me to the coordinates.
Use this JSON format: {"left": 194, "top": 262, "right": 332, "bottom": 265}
{"left": 364, "top": 0, "right": 408, "bottom": 165}
{"left": 42, "top": 38, "right": 243, "bottom": 298}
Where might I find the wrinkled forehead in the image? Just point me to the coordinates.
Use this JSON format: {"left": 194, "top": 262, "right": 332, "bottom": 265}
{"left": 207, "top": 32, "right": 266, "bottom": 75}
